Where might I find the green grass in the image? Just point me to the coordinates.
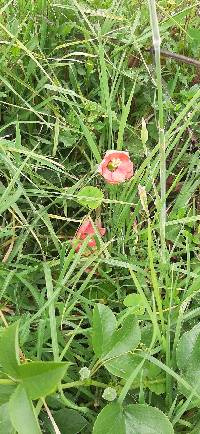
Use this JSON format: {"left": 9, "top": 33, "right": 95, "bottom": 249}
{"left": 0, "top": 0, "right": 200, "bottom": 433}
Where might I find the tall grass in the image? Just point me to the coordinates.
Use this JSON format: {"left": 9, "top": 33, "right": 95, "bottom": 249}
{"left": 148, "top": 0, "right": 166, "bottom": 264}
{"left": 0, "top": 0, "right": 200, "bottom": 433}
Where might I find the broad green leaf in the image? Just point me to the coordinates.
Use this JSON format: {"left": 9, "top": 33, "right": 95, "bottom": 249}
{"left": 105, "top": 354, "right": 141, "bottom": 380}
{"left": 124, "top": 404, "right": 174, "bottom": 433}
{"left": 54, "top": 409, "right": 87, "bottom": 434}
{"left": 176, "top": 323, "right": 200, "bottom": 371}
{"left": 178, "top": 369, "right": 200, "bottom": 399}
{"left": 77, "top": 186, "right": 104, "bottom": 210}
{"left": 92, "top": 403, "right": 173, "bottom": 434}
{"left": 105, "top": 354, "right": 165, "bottom": 393}
{"left": 174, "top": 322, "right": 200, "bottom": 400}
{"left": 17, "top": 361, "right": 68, "bottom": 399}
{"left": 0, "top": 403, "right": 14, "bottom": 434}
{"left": 0, "top": 385, "right": 16, "bottom": 406}
{"left": 123, "top": 294, "right": 145, "bottom": 315}
{"left": 92, "top": 304, "right": 117, "bottom": 358}
{"left": 0, "top": 322, "right": 20, "bottom": 378}
{"left": 148, "top": 376, "right": 165, "bottom": 395}
{"left": 9, "top": 385, "right": 42, "bottom": 434}
{"left": 188, "top": 27, "right": 200, "bottom": 45}
{"left": 104, "top": 316, "right": 141, "bottom": 359}
{"left": 93, "top": 403, "right": 125, "bottom": 434}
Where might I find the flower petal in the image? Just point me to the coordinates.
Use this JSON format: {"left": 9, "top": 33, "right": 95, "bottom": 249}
{"left": 98, "top": 150, "right": 134, "bottom": 184}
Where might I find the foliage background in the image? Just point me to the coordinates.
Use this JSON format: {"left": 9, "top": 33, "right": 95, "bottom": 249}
{"left": 0, "top": 0, "right": 200, "bottom": 433}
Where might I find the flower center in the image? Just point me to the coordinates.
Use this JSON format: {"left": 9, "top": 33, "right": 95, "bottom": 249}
{"left": 107, "top": 158, "right": 121, "bottom": 172}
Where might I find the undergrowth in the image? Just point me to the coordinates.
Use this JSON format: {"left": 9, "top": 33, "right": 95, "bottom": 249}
{"left": 0, "top": 0, "right": 200, "bottom": 433}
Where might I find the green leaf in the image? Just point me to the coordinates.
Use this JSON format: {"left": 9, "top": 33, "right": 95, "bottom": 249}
{"left": 75, "top": 113, "right": 101, "bottom": 163}
{"left": 177, "top": 369, "right": 200, "bottom": 400}
{"left": 176, "top": 323, "right": 200, "bottom": 371}
{"left": 0, "top": 322, "right": 20, "bottom": 378}
{"left": 187, "top": 27, "right": 200, "bottom": 46}
{"left": 147, "top": 376, "right": 165, "bottom": 395}
{"left": 105, "top": 353, "right": 140, "bottom": 380}
{"left": 54, "top": 409, "right": 87, "bottom": 434}
{"left": 92, "top": 304, "right": 117, "bottom": 358}
{"left": 0, "top": 403, "right": 14, "bottom": 434}
{"left": 93, "top": 403, "right": 173, "bottom": 434}
{"left": 124, "top": 404, "right": 174, "bottom": 434}
{"left": 104, "top": 316, "right": 141, "bottom": 359}
{"left": 0, "top": 385, "right": 16, "bottom": 406}
{"left": 93, "top": 403, "right": 125, "bottom": 434}
{"left": 0, "top": 187, "right": 22, "bottom": 215}
{"left": 123, "top": 294, "right": 145, "bottom": 315}
{"left": 9, "top": 385, "right": 42, "bottom": 434}
{"left": 105, "top": 354, "right": 165, "bottom": 394}
{"left": 17, "top": 361, "right": 68, "bottom": 399}
{"left": 117, "top": 82, "right": 136, "bottom": 150}
{"left": 190, "top": 419, "right": 200, "bottom": 434}
{"left": 77, "top": 186, "right": 104, "bottom": 210}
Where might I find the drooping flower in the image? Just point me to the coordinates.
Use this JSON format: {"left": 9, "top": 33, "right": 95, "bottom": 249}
{"left": 72, "top": 219, "right": 106, "bottom": 253}
{"left": 98, "top": 150, "right": 134, "bottom": 185}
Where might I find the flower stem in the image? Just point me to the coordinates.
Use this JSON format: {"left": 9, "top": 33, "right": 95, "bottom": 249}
{"left": 148, "top": 0, "right": 166, "bottom": 263}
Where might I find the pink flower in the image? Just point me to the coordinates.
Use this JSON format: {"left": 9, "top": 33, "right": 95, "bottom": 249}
{"left": 98, "top": 150, "right": 134, "bottom": 185}
{"left": 72, "top": 219, "right": 106, "bottom": 253}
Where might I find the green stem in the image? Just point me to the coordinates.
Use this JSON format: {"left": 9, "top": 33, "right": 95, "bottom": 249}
{"left": 148, "top": 0, "right": 166, "bottom": 263}
{"left": 118, "top": 329, "right": 157, "bottom": 405}
{"left": 43, "top": 262, "right": 59, "bottom": 361}
{"left": 59, "top": 389, "right": 88, "bottom": 414}
{"left": 0, "top": 379, "right": 15, "bottom": 385}
{"left": 61, "top": 380, "right": 109, "bottom": 390}
{"left": 147, "top": 219, "right": 165, "bottom": 335}
{"left": 129, "top": 268, "right": 162, "bottom": 345}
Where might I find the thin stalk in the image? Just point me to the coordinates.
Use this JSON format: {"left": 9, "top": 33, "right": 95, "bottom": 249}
{"left": 147, "top": 220, "right": 165, "bottom": 335}
{"left": 129, "top": 268, "right": 163, "bottom": 345}
{"left": 61, "top": 380, "right": 109, "bottom": 390}
{"left": 43, "top": 263, "right": 59, "bottom": 361}
{"left": 0, "top": 379, "right": 15, "bottom": 385}
{"left": 165, "top": 282, "right": 173, "bottom": 410}
{"left": 118, "top": 326, "right": 157, "bottom": 405}
{"left": 148, "top": 0, "right": 166, "bottom": 263}
{"left": 42, "top": 399, "right": 61, "bottom": 434}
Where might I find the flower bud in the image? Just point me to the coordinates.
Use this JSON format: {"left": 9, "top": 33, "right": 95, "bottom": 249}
{"left": 102, "top": 387, "right": 117, "bottom": 401}
{"left": 79, "top": 367, "right": 91, "bottom": 381}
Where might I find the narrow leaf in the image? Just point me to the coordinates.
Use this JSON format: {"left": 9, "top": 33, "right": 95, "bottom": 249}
{"left": 117, "top": 82, "right": 136, "bottom": 150}
{"left": 75, "top": 113, "right": 101, "bottom": 163}
{"left": 0, "top": 188, "right": 22, "bottom": 215}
